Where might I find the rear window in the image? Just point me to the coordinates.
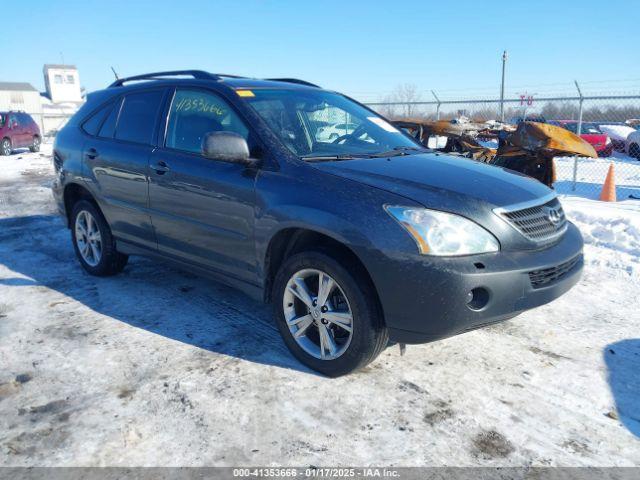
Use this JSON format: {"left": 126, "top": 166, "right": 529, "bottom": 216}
{"left": 115, "top": 91, "right": 165, "bottom": 145}
{"left": 82, "top": 103, "right": 115, "bottom": 136}
{"left": 18, "top": 113, "right": 34, "bottom": 125}
{"left": 98, "top": 100, "right": 121, "bottom": 138}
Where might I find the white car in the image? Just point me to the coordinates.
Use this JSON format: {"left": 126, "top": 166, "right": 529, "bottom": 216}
{"left": 625, "top": 129, "right": 640, "bottom": 159}
{"left": 316, "top": 122, "right": 359, "bottom": 142}
{"left": 599, "top": 124, "right": 637, "bottom": 152}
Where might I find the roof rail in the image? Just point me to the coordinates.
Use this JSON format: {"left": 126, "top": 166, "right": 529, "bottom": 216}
{"left": 265, "top": 78, "right": 320, "bottom": 88}
{"left": 108, "top": 70, "right": 220, "bottom": 88}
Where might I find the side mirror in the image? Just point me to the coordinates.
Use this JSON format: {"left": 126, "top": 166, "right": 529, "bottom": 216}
{"left": 202, "top": 131, "right": 255, "bottom": 166}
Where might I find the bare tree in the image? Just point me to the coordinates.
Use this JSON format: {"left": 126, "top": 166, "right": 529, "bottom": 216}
{"left": 380, "top": 83, "right": 423, "bottom": 119}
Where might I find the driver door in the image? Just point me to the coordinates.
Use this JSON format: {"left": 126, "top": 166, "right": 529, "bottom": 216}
{"left": 148, "top": 88, "right": 258, "bottom": 284}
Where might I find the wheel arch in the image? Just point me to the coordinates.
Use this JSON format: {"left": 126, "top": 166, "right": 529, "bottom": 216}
{"left": 263, "top": 227, "right": 384, "bottom": 323}
{"left": 63, "top": 182, "right": 100, "bottom": 227}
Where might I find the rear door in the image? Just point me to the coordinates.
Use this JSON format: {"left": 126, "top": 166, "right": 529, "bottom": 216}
{"left": 8, "top": 114, "right": 24, "bottom": 147}
{"left": 18, "top": 113, "right": 35, "bottom": 145}
{"left": 148, "top": 87, "right": 258, "bottom": 283}
{"left": 83, "top": 89, "right": 167, "bottom": 250}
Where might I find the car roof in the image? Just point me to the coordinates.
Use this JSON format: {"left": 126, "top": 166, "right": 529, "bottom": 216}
{"left": 106, "top": 71, "right": 322, "bottom": 93}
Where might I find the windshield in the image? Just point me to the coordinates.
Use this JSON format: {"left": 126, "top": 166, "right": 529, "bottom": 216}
{"left": 563, "top": 122, "right": 602, "bottom": 134}
{"left": 242, "top": 89, "right": 422, "bottom": 159}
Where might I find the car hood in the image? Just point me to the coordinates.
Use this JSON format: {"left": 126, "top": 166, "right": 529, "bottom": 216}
{"left": 580, "top": 133, "right": 607, "bottom": 144}
{"left": 310, "top": 152, "right": 552, "bottom": 212}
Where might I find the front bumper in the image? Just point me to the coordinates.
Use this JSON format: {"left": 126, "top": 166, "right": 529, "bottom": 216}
{"left": 365, "top": 222, "right": 584, "bottom": 344}
{"left": 595, "top": 144, "right": 614, "bottom": 157}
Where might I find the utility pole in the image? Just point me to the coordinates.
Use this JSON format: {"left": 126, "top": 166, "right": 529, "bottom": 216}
{"left": 500, "top": 50, "right": 507, "bottom": 122}
{"left": 572, "top": 80, "right": 584, "bottom": 191}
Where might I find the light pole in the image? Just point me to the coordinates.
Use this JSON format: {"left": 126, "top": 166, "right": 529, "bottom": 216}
{"left": 500, "top": 50, "right": 507, "bottom": 122}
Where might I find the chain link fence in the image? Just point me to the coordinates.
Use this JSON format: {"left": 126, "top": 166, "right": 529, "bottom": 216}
{"left": 365, "top": 94, "right": 640, "bottom": 201}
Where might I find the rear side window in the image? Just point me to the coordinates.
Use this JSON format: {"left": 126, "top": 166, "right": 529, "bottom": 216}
{"left": 98, "top": 100, "right": 121, "bottom": 138}
{"left": 82, "top": 103, "right": 114, "bottom": 136}
{"left": 18, "top": 113, "right": 33, "bottom": 125}
{"left": 115, "top": 91, "right": 165, "bottom": 145}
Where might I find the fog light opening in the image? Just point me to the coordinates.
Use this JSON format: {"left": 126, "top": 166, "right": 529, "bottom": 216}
{"left": 467, "top": 287, "right": 490, "bottom": 311}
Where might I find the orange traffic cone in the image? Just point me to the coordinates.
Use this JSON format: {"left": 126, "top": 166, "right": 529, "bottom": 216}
{"left": 599, "top": 163, "right": 617, "bottom": 202}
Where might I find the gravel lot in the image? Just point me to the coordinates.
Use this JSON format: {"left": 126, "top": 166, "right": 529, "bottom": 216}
{"left": 1, "top": 144, "right": 639, "bottom": 466}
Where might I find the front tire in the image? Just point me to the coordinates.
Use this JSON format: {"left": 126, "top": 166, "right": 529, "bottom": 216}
{"left": 629, "top": 143, "right": 640, "bottom": 160}
{"left": 273, "top": 250, "right": 388, "bottom": 376}
{"left": 71, "top": 200, "right": 128, "bottom": 276}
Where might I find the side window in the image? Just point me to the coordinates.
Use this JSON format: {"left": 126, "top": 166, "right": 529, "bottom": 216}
{"left": 82, "top": 102, "right": 114, "bottom": 136}
{"left": 98, "top": 99, "right": 121, "bottom": 138}
{"left": 115, "top": 91, "right": 164, "bottom": 145}
{"left": 9, "top": 115, "right": 18, "bottom": 128}
{"left": 165, "top": 89, "right": 249, "bottom": 154}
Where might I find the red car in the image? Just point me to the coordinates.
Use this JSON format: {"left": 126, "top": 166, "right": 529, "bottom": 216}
{"left": 549, "top": 120, "right": 613, "bottom": 157}
{"left": 0, "top": 111, "right": 41, "bottom": 156}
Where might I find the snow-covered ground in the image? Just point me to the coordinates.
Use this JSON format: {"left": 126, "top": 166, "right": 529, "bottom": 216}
{"left": 0, "top": 144, "right": 639, "bottom": 466}
{"left": 555, "top": 152, "right": 640, "bottom": 200}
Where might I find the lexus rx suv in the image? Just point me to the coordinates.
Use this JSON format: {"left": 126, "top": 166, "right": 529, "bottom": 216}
{"left": 0, "top": 111, "right": 41, "bottom": 155}
{"left": 52, "top": 71, "right": 584, "bottom": 376}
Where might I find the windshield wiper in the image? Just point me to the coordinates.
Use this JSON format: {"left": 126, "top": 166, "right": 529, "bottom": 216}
{"left": 303, "top": 147, "right": 427, "bottom": 162}
{"left": 302, "top": 154, "right": 371, "bottom": 162}
{"left": 368, "top": 146, "right": 428, "bottom": 158}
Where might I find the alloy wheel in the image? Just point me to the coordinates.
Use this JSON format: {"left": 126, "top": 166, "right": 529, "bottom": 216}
{"left": 75, "top": 210, "right": 102, "bottom": 267}
{"left": 282, "top": 268, "right": 354, "bottom": 360}
{"left": 2, "top": 139, "right": 10, "bottom": 156}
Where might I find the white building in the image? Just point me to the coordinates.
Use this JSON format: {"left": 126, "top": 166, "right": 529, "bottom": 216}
{"left": 0, "top": 82, "right": 44, "bottom": 132}
{"left": 43, "top": 64, "right": 82, "bottom": 104}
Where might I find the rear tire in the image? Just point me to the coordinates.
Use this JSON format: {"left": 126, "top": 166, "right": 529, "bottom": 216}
{"left": 1, "top": 138, "right": 11, "bottom": 156}
{"left": 272, "top": 250, "right": 388, "bottom": 377}
{"left": 71, "top": 200, "right": 128, "bottom": 276}
{"left": 629, "top": 143, "right": 640, "bottom": 160}
{"left": 29, "top": 136, "right": 41, "bottom": 153}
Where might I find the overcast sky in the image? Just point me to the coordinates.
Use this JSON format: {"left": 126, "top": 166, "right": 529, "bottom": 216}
{"left": 2, "top": 0, "right": 638, "bottom": 101}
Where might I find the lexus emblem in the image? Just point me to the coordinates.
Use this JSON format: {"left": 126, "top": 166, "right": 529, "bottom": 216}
{"left": 544, "top": 206, "right": 562, "bottom": 225}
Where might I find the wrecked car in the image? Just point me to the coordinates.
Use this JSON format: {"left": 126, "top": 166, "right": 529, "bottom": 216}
{"left": 394, "top": 118, "right": 597, "bottom": 187}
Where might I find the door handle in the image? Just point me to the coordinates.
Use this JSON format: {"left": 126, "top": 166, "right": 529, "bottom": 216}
{"left": 86, "top": 148, "right": 99, "bottom": 160}
{"left": 150, "top": 160, "right": 170, "bottom": 174}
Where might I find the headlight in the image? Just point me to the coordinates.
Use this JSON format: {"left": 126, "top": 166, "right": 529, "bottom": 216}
{"left": 385, "top": 206, "right": 499, "bottom": 256}
{"left": 605, "top": 137, "right": 611, "bottom": 145}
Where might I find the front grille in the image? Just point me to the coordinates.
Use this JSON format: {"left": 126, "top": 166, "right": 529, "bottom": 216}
{"left": 497, "top": 196, "right": 567, "bottom": 244}
{"left": 528, "top": 254, "right": 582, "bottom": 289}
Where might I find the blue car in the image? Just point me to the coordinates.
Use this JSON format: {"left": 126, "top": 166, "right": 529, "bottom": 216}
{"left": 52, "top": 71, "right": 583, "bottom": 376}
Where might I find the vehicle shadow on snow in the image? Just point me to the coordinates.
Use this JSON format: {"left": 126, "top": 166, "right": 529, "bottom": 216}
{"left": 0, "top": 214, "right": 318, "bottom": 376}
{"left": 604, "top": 339, "right": 640, "bottom": 438}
